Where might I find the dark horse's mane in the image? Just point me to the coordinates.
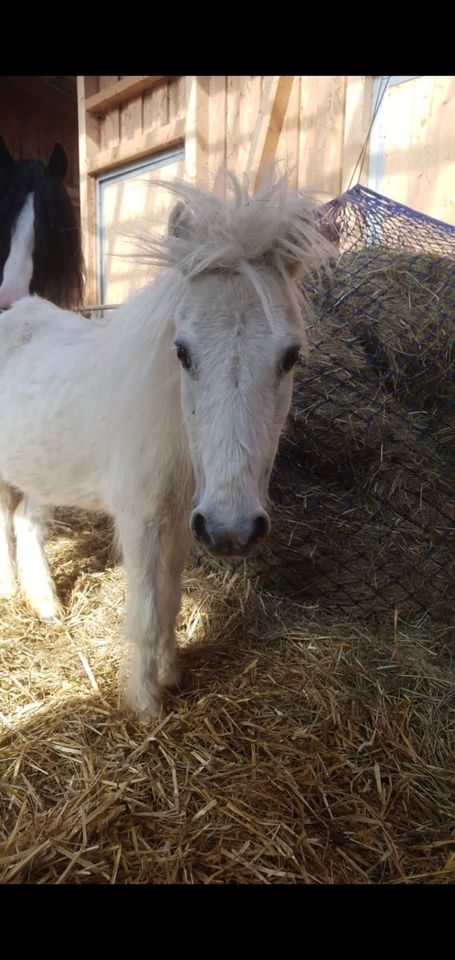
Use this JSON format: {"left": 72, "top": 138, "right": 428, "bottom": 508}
{"left": 0, "top": 137, "right": 85, "bottom": 308}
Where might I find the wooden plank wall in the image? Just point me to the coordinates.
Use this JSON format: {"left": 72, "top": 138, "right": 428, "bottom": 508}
{"left": 77, "top": 74, "right": 455, "bottom": 305}
{"left": 205, "top": 76, "right": 347, "bottom": 197}
{"left": 369, "top": 76, "right": 455, "bottom": 225}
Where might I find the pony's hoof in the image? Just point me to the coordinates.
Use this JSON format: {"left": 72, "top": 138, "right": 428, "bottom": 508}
{"left": 122, "top": 677, "right": 162, "bottom": 720}
{"left": 159, "top": 661, "right": 182, "bottom": 690}
{"left": 0, "top": 579, "right": 17, "bottom": 600}
{"left": 132, "top": 697, "right": 162, "bottom": 722}
{"left": 30, "top": 597, "right": 61, "bottom": 622}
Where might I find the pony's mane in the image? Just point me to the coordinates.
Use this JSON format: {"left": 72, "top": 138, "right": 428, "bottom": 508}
{"left": 128, "top": 169, "right": 332, "bottom": 333}
{"left": 0, "top": 156, "right": 85, "bottom": 309}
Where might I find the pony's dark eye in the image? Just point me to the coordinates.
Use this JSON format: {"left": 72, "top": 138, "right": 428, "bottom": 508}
{"left": 176, "top": 343, "right": 191, "bottom": 370}
{"left": 280, "top": 346, "right": 300, "bottom": 374}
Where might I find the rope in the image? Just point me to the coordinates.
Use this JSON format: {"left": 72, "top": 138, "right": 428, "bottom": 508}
{"left": 347, "top": 76, "right": 391, "bottom": 192}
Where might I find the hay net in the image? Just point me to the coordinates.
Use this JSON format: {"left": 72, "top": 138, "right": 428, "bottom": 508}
{"left": 202, "top": 185, "right": 455, "bottom": 626}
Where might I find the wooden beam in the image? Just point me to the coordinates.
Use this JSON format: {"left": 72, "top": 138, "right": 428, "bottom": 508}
{"left": 185, "top": 76, "right": 210, "bottom": 187}
{"left": 86, "top": 116, "right": 185, "bottom": 175}
{"left": 77, "top": 77, "right": 99, "bottom": 304}
{"left": 246, "top": 76, "right": 294, "bottom": 192}
{"left": 85, "top": 76, "right": 168, "bottom": 114}
{"left": 255, "top": 76, "right": 294, "bottom": 191}
{"left": 246, "top": 77, "right": 279, "bottom": 185}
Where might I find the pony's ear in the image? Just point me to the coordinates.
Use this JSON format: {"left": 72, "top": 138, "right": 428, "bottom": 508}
{"left": 47, "top": 142, "right": 68, "bottom": 181}
{"left": 275, "top": 206, "right": 325, "bottom": 281}
{"left": 0, "top": 136, "right": 14, "bottom": 169}
{"left": 168, "top": 201, "right": 193, "bottom": 239}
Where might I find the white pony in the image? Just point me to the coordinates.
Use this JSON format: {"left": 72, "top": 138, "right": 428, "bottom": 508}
{"left": 0, "top": 172, "right": 329, "bottom": 718}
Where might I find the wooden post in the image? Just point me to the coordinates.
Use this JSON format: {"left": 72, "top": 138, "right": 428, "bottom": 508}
{"left": 246, "top": 76, "right": 294, "bottom": 192}
{"left": 77, "top": 77, "right": 100, "bottom": 305}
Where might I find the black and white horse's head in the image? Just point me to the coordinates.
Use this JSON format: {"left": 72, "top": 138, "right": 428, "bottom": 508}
{"left": 0, "top": 137, "right": 84, "bottom": 309}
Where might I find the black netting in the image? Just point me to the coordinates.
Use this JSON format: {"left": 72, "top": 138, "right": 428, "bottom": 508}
{"left": 196, "top": 185, "right": 455, "bottom": 626}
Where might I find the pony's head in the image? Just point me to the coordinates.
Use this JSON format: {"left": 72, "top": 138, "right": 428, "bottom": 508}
{"left": 0, "top": 137, "right": 84, "bottom": 309}
{"left": 142, "top": 171, "right": 332, "bottom": 557}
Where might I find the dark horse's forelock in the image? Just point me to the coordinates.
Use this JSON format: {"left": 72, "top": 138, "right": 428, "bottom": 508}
{"left": 0, "top": 150, "right": 85, "bottom": 308}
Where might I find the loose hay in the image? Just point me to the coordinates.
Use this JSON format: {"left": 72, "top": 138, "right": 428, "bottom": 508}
{"left": 0, "top": 509, "right": 453, "bottom": 884}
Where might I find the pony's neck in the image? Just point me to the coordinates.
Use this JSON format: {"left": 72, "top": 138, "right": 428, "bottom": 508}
{"left": 96, "top": 269, "right": 191, "bottom": 494}
{"left": 99, "top": 270, "right": 180, "bottom": 383}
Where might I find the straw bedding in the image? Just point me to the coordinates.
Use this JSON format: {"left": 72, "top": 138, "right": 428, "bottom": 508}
{"left": 0, "top": 508, "right": 453, "bottom": 884}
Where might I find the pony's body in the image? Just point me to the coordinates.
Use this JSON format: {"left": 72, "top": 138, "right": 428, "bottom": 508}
{"left": 0, "top": 287, "right": 185, "bottom": 512}
{"left": 0, "top": 173, "right": 329, "bottom": 717}
{"left": 0, "top": 301, "right": 105, "bottom": 508}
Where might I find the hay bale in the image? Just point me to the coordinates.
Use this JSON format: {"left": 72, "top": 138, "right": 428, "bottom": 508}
{"left": 206, "top": 250, "right": 455, "bottom": 624}
{"left": 314, "top": 250, "right": 455, "bottom": 409}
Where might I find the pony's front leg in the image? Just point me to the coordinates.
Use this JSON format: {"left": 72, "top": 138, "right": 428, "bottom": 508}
{"left": 156, "top": 517, "right": 191, "bottom": 690}
{"left": 117, "top": 511, "right": 189, "bottom": 719}
{"left": 13, "top": 496, "right": 60, "bottom": 621}
{"left": 0, "top": 483, "right": 17, "bottom": 598}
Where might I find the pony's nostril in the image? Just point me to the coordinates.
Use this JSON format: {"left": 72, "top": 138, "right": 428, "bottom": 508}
{"left": 249, "top": 513, "right": 270, "bottom": 546}
{"left": 191, "top": 511, "right": 211, "bottom": 546}
{"left": 191, "top": 510, "right": 270, "bottom": 555}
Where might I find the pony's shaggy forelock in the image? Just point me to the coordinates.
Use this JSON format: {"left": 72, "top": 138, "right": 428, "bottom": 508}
{"left": 127, "top": 169, "right": 332, "bottom": 336}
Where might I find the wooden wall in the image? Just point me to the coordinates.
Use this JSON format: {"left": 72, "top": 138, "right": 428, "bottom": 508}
{"left": 77, "top": 75, "right": 455, "bottom": 306}
{"left": 368, "top": 76, "right": 455, "bottom": 226}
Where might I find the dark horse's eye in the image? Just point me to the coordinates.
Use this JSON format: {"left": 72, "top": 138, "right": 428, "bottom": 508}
{"left": 176, "top": 343, "right": 191, "bottom": 370}
{"left": 280, "top": 345, "right": 300, "bottom": 374}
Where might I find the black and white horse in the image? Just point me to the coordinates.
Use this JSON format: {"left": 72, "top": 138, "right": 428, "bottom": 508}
{"left": 0, "top": 136, "right": 84, "bottom": 309}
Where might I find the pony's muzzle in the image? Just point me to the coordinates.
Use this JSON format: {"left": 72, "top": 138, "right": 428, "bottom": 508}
{"left": 191, "top": 508, "right": 271, "bottom": 557}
